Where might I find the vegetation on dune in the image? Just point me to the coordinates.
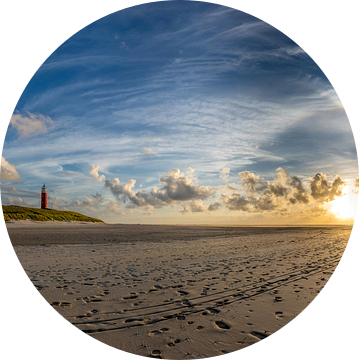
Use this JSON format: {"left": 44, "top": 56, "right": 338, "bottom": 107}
{"left": 2, "top": 205, "right": 104, "bottom": 223}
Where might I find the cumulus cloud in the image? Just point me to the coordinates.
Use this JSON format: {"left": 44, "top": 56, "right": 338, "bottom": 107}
{"left": 10, "top": 112, "right": 54, "bottom": 137}
{"left": 310, "top": 173, "right": 346, "bottom": 202}
{"left": 267, "top": 183, "right": 289, "bottom": 197}
{"left": 73, "top": 192, "right": 104, "bottom": 208}
{"left": 1, "top": 157, "right": 22, "bottom": 182}
{"left": 159, "top": 169, "right": 215, "bottom": 201}
{"left": 89, "top": 165, "right": 105, "bottom": 182}
{"left": 3, "top": 197, "right": 32, "bottom": 206}
{"left": 266, "top": 168, "right": 310, "bottom": 204}
{"left": 222, "top": 168, "right": 331, "bottom": 213}
{"left": 287, "top": 174, "right": 310, "bottom": 204}
{"left": 106, "top": 200, "right": 124, "bottom": 215}
{"left": 219, "top": 167, "right": 230, "bottom": 180}
{"left": 181, "top": 200, "right": 221, "bottom": 214}
{"left": 223, "top": 183, "right": 237, "bottom": 191}
{"left": 73, "top": 197, "right": 98, "bottom": 207}
{"left": 90, "top": 192, "right": 103, "bottom": 202}
{"left": 104, "top": 178, "right": 145, "bottom": 206}
{"left": 208, "top": 202, "right": 221, "bottom": 212}
{"left": 253, "top": 193, "right": 279, "bottom": 211}
{"left": 238, "top": 171, "right": 267, "bottom": 195}
{"left": 221, "top": 192, "right": 250, "bottom": 211}
{"left": 181, "top": 200, "right": 207, "bottom": 214}
{"left": 105, "top": 168, "right": 216, "bottom": 209}
{"left": 0, "top": 184, "right": 17, "bottom": 194}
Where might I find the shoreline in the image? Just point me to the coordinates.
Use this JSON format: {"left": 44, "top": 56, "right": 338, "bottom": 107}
{"left": 6, "top": 223, "right": 351, "bottom": 246}
{"left": 5, "top": 219, "right": 353, "bottom": 227}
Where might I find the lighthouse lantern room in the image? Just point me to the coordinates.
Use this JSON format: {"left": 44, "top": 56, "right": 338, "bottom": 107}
{"left": 41, "top": 184, "right": 47, "bottom": 209}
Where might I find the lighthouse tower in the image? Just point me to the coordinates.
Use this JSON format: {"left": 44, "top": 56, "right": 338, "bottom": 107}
{"left": 41, "top": 184, "right": 47, "bottom": 209}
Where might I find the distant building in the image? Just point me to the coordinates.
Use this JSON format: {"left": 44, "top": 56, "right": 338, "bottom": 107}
{"left": 41, "top": 184, "right": 47, "bottom": 209}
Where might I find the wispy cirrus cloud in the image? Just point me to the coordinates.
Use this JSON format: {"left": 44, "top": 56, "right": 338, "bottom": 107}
{"left": 1, "top": 2, "right": 355, "bottom": 224}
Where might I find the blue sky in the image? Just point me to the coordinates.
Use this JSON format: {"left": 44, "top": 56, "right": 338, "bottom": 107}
{"left": 1, "top": 1, "right": 357, "bottom": 224}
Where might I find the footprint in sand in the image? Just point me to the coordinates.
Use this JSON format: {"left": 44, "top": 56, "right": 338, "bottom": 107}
{"left": 85, "top": 298, "right": 103, "bottom": 303}
{"left": 124, "top": 318, "right": 143, "bottom": 323}
{"left": 122, "top": 295, "right": 138, "bottom": 300}
{"left": 275, "top": 311, "right": 283, "bottom": 319}
{"left": 177, "top": 290, "right": 189, "bottom": 296}
{"left": 167, "top": 339, "right": 181, "bottom": 347}
{"left": 51, "top": 301, "right": 71, "bottom": 307}
{"left": 202, "top": 308, "right": 220, "bottom": 316}
{"left": 249, "top": 331, "right": 269, "bottom": 340}
{"left": 215, "top": 321, "right": 230, "bottom": 330}
{"left": 207, "top": 307, "right": 220, "bottom": 314}
{"left": 150, "top": 350, "right": 162, "bottom": 359}
{"left": 149, "top": 328, "right": 169, "bottom": 336}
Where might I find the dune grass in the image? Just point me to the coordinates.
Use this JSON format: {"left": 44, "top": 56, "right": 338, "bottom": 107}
{"left": 2, "top": 205, "right": 104, "bottom": 223}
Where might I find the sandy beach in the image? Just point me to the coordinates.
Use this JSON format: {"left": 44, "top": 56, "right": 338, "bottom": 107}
{"left": 8, "top": 223, "right": 351, "bottom": 359}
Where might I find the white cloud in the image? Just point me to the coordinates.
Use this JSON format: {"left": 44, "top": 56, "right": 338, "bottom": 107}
{"left": 221, "top": 192, "right": 250, "bottom": 211}
{"left": 0, "top": 156, "right": 21, "bottom": 182}
{"left": 238, "top": 171, "right": 267, "bottom": 195}
{"left": 89, "top": 165, "right": 105, "bottom": 182}
{"left": 143, "top": 147, "right": 157, "bottom": 158}
{"left": 3, "top": 197, "right": 32, "bottom": 206}
{"left": 219, "top": 167, "right": 230, "bottom": 180}
{"left": 222, "top": 168, "right": 347, "bottom": 213}
{"left": 0, "top": 184, "right": 17, "bottom": 193}
{"left": 310, "top": 173, "right": 346, "bottom": 202}
{"left": 208, "top": 202, "right": 221, "bottom": 212}
{"left": 90, "top": 192, "right": 103, "bottom": 202}
{"left": 73, "top": 197, "right": 97, "bottom": 207}
{"left": 181, "top": 199, "right": 221, "bottom": 214}
{"left": 181, "top": 199, "right": 207, "bottom": 213}
{"left": 106, "top": 200, "right": 124, "bottom": 215}
{"left": 104, "top": 168, "right": 216, "bottom": 208}
{"left": 10, "top": 112, "right": 54, "bottom": 137}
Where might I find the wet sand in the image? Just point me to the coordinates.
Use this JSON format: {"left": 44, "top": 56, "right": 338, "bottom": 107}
{"left": 6, "top": 222, "right": 334, "bottom": 246}
{"left": 8, "top": 224, "right": 351, "bottom": 359}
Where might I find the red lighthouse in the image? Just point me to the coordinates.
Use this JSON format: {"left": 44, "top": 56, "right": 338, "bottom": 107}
{"left": 41, "top": 184, "right": 47, "bottom": 209}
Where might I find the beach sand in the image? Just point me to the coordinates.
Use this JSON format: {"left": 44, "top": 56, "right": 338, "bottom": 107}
{"left": 8, "top": 223, "right": 351, "bottom": 359}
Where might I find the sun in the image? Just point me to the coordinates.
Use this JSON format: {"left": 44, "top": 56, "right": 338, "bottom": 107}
{"left": 328, "top": 186, "right": 358, "bottom": 219}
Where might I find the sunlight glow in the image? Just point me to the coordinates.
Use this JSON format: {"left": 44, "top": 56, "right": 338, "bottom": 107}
{"left": 328, "top": 186, "right": 358, "bottom": 219}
